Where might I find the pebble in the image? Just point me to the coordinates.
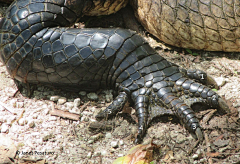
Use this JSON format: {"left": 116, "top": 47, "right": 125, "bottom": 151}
{"left": 87, "top": 140, "right": 94, "bottom": 144}
{"left": 58, "top": 97, "right": 67, "bottom": 105}
{"left": 119, "top": 140, "right": 124, "bottom": 146}
{"left": 105, "top": 94, "right": 113, "bottom": 103}
{"left": 87, "top": 93, "right": 98, "bottom": 101}
{"left": 42, "top": 133, "right": 54, "bottom": 142}
{"left": 80, "top": 116, "right": 89, "bottom": 122}
{"left": 79, "top": 91, "right": 86, "bottom": 96}
{"left": 101, "top": 150, "right": 107, "bottom": 156}
{"left": 74, "top": 98, "right": 81, "bottom": 107}
{"left": 89, "top": 133, "right": 104, "bottom": 141}
{"left": 19, "top": 118, "right": 27, "bottom": 126}
{"left": 111, "top": 141, "right": 119, "bottom": 148}
{"left": 213, "top": 139, "right": 229, "bottom": 147}
{"left": 69, "top": 107, "right": 81, "bottom": 114}
{"left": 192, "top": 154, "right": 199, "bottom": 160}
{"left": 49, "top": 116, "right": 57, "bottom": 121}
{"left": 28, "top": 120, "right": 35, "bottom": 128}
{"left": 87, "top": 152, "right": 92, "bottom": 158}
{"left": 65, "top": 102, "right": 74, "bottom": 109}
{"left": 105, "top": 132, "right": 112, "bottom": 139}
{"left": 50, "top": 96, "right": 61, "bottom": 101}
{"left": 1, "top": 123, "right": 9, "bottom": 133}
{"left": 215, "top": 77, "right": 226, "bottom": 87}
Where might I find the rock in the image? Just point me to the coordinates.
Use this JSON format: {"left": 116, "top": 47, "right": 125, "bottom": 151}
{"left": 214, "top": 77, "right": 226, "bottom": 87}
{"left": 18, "top": 118, "right": 27, "bottom": 126}
{"left": 119, "top": 140, "right": 124, "bottom": 146}
{"left": 42, "top": 133, "right": 54, "bottom": 142}
{"left": 79, "top": 91, "right": 86, "bottom": 96}
{"left": 105, "top": 132, "right": 112, "bottom": 139}
{"left": 192, "top": 154, "right": 199, "bottom": 160}
{"left": 87, "top": 140, "right": 94, "bottom": 144}
{"left": 58, "top": 97, "right": 67, "bottom": 105}
{"left": 1, "top": 124, "right": 9, "bottom": 133}
{"left": 111, "top": 141, "right": 119, "bottom": 148}
{"left": 89, "top": 133, "right": 104, "bottom": 142}
{"left": 65, "top": 102, "right": 74, "bottom": 110}
{"left": 50, "top": 95, "right": 61, "bottom": 101}
{"left": 74, "top": 98, "right": 81, "bottom": 107}
{"left": 87, "top": 152, "right": 92, "bottom": 158}
{"left": 28, "top": 120, "right": 35, "bottom": 128}
{"left": 101, "top": 150, "right": 107, "bottom": 156}
{"left": 69, "top": 107, "right": 81, "bottom": 114}
{"left": 105, "top": 93, "right": 113, "bottom": 103}
{"left": 49, "top": 116, "right": 57, "bottom": 121}
{"left": 87, "top": 93, "right": 98, "bottom": 101}
{"left": 213, "top": 139, "right": 229, "bottom": 147}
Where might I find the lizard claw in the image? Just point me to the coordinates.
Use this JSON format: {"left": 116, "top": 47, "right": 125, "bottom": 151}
{"left": 195, "top": 127, "right": 203, "bottom": 142}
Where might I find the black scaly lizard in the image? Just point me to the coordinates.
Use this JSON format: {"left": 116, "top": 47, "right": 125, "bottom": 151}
{"left": 0, "top": 0, "right": 230, "bottom": 144}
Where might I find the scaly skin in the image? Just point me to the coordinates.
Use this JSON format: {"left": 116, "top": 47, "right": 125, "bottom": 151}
{"left": 131, "top": 0, "right": 240, "bottom": 52}
{"left": 0, "top": 0, "right": 230, "bottom": 144}
{"left": 1, "top": 0, "right": 240, "bottom": 51}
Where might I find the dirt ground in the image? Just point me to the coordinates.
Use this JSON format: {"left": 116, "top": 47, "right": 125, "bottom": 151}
{"left": 0, "top": 2, "right": 239, "bottom": 164}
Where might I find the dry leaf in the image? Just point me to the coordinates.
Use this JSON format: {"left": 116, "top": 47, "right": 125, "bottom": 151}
{"left": 113, "top": 142, "right": 158, "bottom": 164}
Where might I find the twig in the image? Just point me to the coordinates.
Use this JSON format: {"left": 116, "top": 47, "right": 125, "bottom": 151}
{"left": 204, "top": 131, "right": 213, "bottom": 164}
{"left": 50, "top": 108, "right": 80, "bottom": 121}
{"left": 80, "top": 101, "right": 90, "bottom": 113}
{"left": 0, "top": 101, "right": 17, "bottom": 115}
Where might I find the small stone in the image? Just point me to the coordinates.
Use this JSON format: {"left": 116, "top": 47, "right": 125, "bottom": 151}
{"left": 42, "top": 133, "right": 54, "bottom": 142}
{"left": 89, "top": 133, "right": 103, "bottom": 141}
{"left": 213, "top": 139, "right": 229, "bottom": 147}
{"left": 87, "top": 93, "right": 99, "bottom": 101}
{"left": 101, "top": 150, "right": 107, "bottom": 156}
{"left": 18, "top": 118, "right": 27, "bottom": 126}
{"left": 199, "top": 158, "right": 206, "bottom": 163}
{"left": 105, "top": 132, "right": 112, "bottom": 139}
{"left": 87, "top": 152, "right": 92, "bottom": 158}
{"left": 79, "top": 91, "right": 86, "bottom": 96}
{"left": 44, "top": 108, "right": 50, "bottom": 115}
{"left": 93, "top": 151, "right": 101, "bottom": 156}
{"left": 74, "top": 98, "right": 81, "bottom": 107}
{"left": 119, "top": 140, "right": 124, "bottom": 146}
{"left": 50, "top": 96, "right": 60, "bottom": 101}
{"left": 87, "top": 140, "right": 94, "bottom": 144}
{"left": 58, "top": 97, "right": 67, "bottom": 105}
{"left": 65, "top": 102, "right": 74, "bottom": 110}
{"left": 214, "top": 77, "right": 226, "bottom": 87}
{"left": 16, "top": 102, "right": 24, "bottom": 108}
{"left": 28, "top": 120, "right": 35, "bottom": 128}
{"left": 111, "top": 141, "right": 119, "bottom": 148}
{"left": 192, "top": 154, "right": 199, "bottom": 160}
{"left": 105, "top": 94, "right": 113, "bottom": 103}
{"left": 69, "top": 107, "right": 81, "bottom": 114}
{"left": 1, "top": 123, "right": 9, "bottom": 133}
{"left": 49, "top": 116, "right": 57, "bottom": 121}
